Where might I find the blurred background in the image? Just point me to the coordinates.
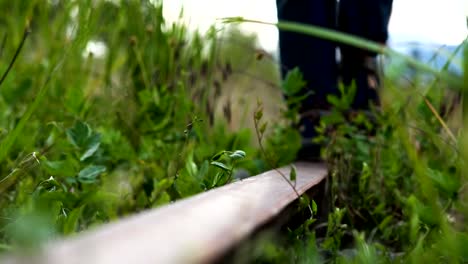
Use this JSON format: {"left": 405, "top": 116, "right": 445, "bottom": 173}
{"left": 156, "top": 0, "right": 468, "bottom": 128}
{"left": 162, "top": 0, "right": 468, "bottom": 50}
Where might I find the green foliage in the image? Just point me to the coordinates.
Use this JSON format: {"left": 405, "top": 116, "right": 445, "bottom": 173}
{"left": 228, "top": 19, "right": 468, "bottom": 264}
{"left": 208, "top": 149, "right": 246, "bottom": 187}
{"left": 0, "top": 0, "right": 272, "bottom": 250}
{"left": 0, "top": 1, "right": 465, "bottom": 263}
{"left": 281, "top": 67, "right": 307, "bottom": 96}
{"left": 313, "top": 42, "right": 466, "bottom": 262}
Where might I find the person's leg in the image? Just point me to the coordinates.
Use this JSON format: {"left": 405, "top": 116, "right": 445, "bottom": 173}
{"left": 338, "top": 0, "right": 393, "bottom": 109}
{"left": 277, "top": 0, "right": 338, "bottom": 112}
{"left": 277, "top": 0, "right": 338, "bottom": 159}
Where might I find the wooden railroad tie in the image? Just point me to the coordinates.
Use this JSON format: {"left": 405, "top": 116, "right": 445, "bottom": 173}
{"left": 3, "top": 162, "right": 327, "bottom": 264}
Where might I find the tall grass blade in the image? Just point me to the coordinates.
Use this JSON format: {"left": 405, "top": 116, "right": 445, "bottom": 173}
{"left": 222, "top": 18, "right": 463, "bottom": 89}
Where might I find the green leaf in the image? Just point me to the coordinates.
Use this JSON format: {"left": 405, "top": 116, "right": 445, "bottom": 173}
{"left": 63, "top": 206, "right": 84, "bottom": 235}
{"left": 211, "top": 172, "right": 227, "bottom": 188}
{"left": 229, "top": 150, "right": 246, "bottom": 161}
{"left": 426, "top": 168, "right": 460, "bottom": 197}
{"left": 211, "top": 150, "right": 226, "bottom": 161}
{"left": 175, "top": 170, "right": 203, "bottom": 197}
{"left": 378, "top": 215, "right": 394, "bottom": 231}
{"left": 185, "top": 151, "right": 198, "bottom": 177}
{"left": 152, "top": 191, "right": 171, "bottom": 207}
{"left": 34, "top": 176, "right": 63, "bottom": 194}
{"left": 66, "top": 121, "right": 102, "bottom": 161}
{"left": 42, "top": 159, "right": 77, "bottom": 177}
{"left": 326, "top": 94, "right": 341, "bottom": 108}
{"left": 77, "top": 165, "right": 106, "bottom": 184}
{"left": 254, "top": 109, "right": 263, "bottom": 121}
{"left": 289, "top": 165, "right": 297, "bottom": 182}
{"left": 312, "top": 200, "right": 318, "bottom": 214}
{"left": 359, "top": 162, "right": 371, "bottom": 193}
{"left": 210, "top": 161, "right": 230, "bottom": 172}
{"left": 299, "top": 196, "right": 309, "bottom": 209}
{"left": 67, "top": 121, "right": 92, "bottom": 148}
{"left": 281, "top": 67, "right": 306, "bottom": 96}
{"left": 80, "top": 134, "right": 101, "bottom": 161}
{"left": 156, "top": 178, "right": 173, "bottom": 191}
{"left": 196, "top": 160, "right": 209, "bottom": 180}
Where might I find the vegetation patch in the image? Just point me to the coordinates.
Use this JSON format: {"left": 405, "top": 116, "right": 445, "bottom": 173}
{"left": 0, "top": 1, "right": 467, "bottom": 263}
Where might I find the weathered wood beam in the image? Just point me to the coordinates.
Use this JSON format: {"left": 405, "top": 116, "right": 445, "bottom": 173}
{"left": 3, "top": 162, "right": 327, "bottom": 264}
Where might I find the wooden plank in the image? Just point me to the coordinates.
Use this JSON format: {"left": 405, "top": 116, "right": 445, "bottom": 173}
{"left": 3, "top": 162, "right": 327, "bottom": 264}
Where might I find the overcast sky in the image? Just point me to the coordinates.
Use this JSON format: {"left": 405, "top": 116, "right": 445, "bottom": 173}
{"left": 162, "top": 0, "right": 468, "bottom": 51}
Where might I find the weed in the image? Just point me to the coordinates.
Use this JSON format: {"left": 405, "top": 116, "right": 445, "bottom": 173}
{"left": 222, "top": 16, "right": 468, "bottom": 264}
{"left": 0, "top": 1, "right": 466, "bottom": 263}
{"left": 0, "top": 0, "right": 268, "bottom": 250}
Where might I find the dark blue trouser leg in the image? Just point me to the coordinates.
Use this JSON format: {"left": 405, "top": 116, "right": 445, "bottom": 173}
{"left": 339, "top": 0, "right": 393, "bottom": 109}
{"left": 277, "top": 0, "right": 338, "bottom": 141}
{"left": 277, "top": 0, "right": 393, "bottom": 112}
{"left": 277, "top": 0, "right": 393, "bottom": 160}
{"left": 277, "top": 0, "right": 338, "bottom": 115}
{"left": 338, "top": 0, "right": 393, "bottom": 47}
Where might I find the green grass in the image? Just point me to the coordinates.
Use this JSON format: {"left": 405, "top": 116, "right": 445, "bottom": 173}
{"left": 0, "top": 1, "right": 467, "bottom": 263}
{"left": 224, "top": 18, "right": 468, "bottom": 264}
{"left": 0, "top": 0, "right": 297, "bottom": 251}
